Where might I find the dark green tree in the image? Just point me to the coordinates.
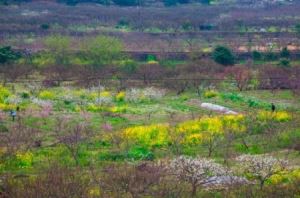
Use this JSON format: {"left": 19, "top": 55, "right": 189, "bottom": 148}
{"left": 112, "top": 0, "right": 138, "bottom": 6}
{"left": 0, "top": 46, "right": 21, "bottom": 64}
{"left": 252, "top": 50, "right": 262, "bottom": 61}
{"left": 280, "top": 47, "right": 290, "bottom": 59}
{"left": 295, "top": 24, "right": 300, "bottom": 35}
{"left": 212, "top": 46, "right": 235, "bottom": 66}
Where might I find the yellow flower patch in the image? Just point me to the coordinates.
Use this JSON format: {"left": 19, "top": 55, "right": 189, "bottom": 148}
{"left": 115, "top": 91, "right": 126, "bottom": 102}
{"left": 123, "top": 124, "right": 170, "bottom": 147}
{"left": 0, "top": 103, "right": 16, "bottom": 111}
{"left": 258, "top": 111, "right": 291, "bottom": 122}
{"left": 39, "top": 90, "right": 55, "bottom": 100}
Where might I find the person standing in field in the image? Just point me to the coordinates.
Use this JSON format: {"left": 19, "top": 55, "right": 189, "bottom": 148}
{"left": 10, "top": 109, "right": 17, "bottom": 121}
{"left": 271, "top": 103, "right": 276, "bottom": 112}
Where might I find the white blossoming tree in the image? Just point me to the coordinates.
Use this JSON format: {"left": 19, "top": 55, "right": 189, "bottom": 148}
{"left": 236, "top": 154, "right": 288, "bottom": 189}
{"left": 169, "top": 156, "right": 229, "bottom": 196}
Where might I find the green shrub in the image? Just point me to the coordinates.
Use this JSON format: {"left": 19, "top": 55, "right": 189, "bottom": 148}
{"left": 279, "top": 59, "right": 290, "bottom": 67}
{"left": 212, "top": 46, "right": 235, "bottom": 66}
{"left": 203, "top": 90, "right": 218, "bottom": 98}
{"left": 20, "top": 92, "right": 30, "bottom": 99}
{"left": 127, "top": 146, "right": 154, "bottom": 160}
{"left": 99, "top": 151, "right": 125, "bottom": 161}
{"left": 247, "top": 99, "right": 259, "bottom": 107}
{"left": 146, "top": 54, "right": 157, "bottom": 62}
{"left": 40, "top": 23, "right": 50, "bottom": 30}
{"left": 280, "top": 47, "right": 290, "bottom": 58}
{"left": 0, "top": 46, "right": 21, "bottom": 64}
{"left": 116, "top": 18, "right": 129, "bottom": 29}
{"left": 252, "top": 50, "right": 262, "bottom": 61}
{"left": 221, "top": 92, "right": 243, "bottom": 102}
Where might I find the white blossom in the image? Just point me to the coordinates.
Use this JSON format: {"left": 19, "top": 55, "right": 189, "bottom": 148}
{"left": 126, "top": 87, "right": 166, "bottom": 102}
{"left": 235, "top": 154, "right": 288, "bottom": 187}
{"left": 169, "top": 156, "right": 229, "bottom": 186}
{"left": 31, "top": 98, "right": 53, "bottom": 107}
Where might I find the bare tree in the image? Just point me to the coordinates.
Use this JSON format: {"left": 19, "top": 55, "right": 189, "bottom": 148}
{"left": 100, "top": 162, "right": 165, "bottom": 198}
{"left": 0, "top": 119, "right": 40, "bottom": 157}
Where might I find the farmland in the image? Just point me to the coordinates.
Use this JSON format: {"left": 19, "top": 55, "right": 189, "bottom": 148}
{"left": 0, "top": 0, "right": 300, "bottom": 197}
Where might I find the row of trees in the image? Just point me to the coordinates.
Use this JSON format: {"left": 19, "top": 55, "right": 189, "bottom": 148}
{"left": 0, "top": 0, "right": 212, "bottom": 6}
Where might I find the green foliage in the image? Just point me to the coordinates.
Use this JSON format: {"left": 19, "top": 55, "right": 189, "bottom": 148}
{"left": 0, "top": 85, "right": 10, "bottom": 103}
{"left": 182, "top": 21, "right": 193, "bottom": 31}
{"left": 203, "top": 90, "right": 218, "bottom": 98}
{"left": 277, "top": 129, "right": 300, "bottom": 148}
{"left": 99, "top": 151, "right": 125, "bottom": 161}
{"left": 212, "top": 46, "right": 235, "bottom": 66}
{"left": 295, "top": 24, "right": 300, "bottom": 35}
{"left": 127, "top": 146, "right": 154, "bottom": 160}
{"left": 40, "top": 23, "right": 50, "bottom": 30}
{"left": 82, "top": 36, "right": 123, "bottom": 68}
{"left": 279, "top": 59, "right": 290, "bottom": 68}
{"left": 44, "top": 35, "right": 71, "bottom": 65}
{"left": 234, "top": 143, "right": 263, "bottom": 154}
{"left": 112, "top": 0, "right": 138, "bottom": 6}
{"left": 280, "top": 47, "right": 290, "bottom": 59}
{"left": 146, "top": 54, "right": 157, "bottom": 62}
{"left": 0, "top": 46, "right": 21, "bottom": 64}
{"left": 221, "top": 92, "right": 243, "bottom": 102}
{"left": 120, "top": 59, "right": 137, "bottom": 74}
{"left": 39, "top": 90, "right": 56, "bottom": 100}
{"left": 20, "top": 92, "right": 30, "bottom": 99}
{"left": 116, "top": 18, "right": 130, "bottom": 29}
{"left": 252, "top": 50, "right": 262, "bottom": 61}
{"left": 264, "top": 51, "right": 278, "bottom": 61}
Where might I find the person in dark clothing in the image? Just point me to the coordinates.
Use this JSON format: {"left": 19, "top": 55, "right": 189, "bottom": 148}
{"left": 271, "top": 103, "right": 276, "bottom": 112}
{"left": 10, "top": 110, "right": 16, "bottom": 121}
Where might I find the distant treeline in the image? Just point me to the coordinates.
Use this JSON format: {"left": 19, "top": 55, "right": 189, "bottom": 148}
{"left": 0, "top": 0, "right": 212, "bottom": 6}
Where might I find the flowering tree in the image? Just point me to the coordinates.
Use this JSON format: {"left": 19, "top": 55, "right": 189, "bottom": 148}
{"left": 169, "top": 156, "right": 229, "bottom": 196}
{"left": 236, "top": 154, "right": 288, "bottom": 189}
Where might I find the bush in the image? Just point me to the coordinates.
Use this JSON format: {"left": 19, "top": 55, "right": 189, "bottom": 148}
{"left": 116, "top": 18, "right": 129, "bottom": 29}
{"left": 127, "top": 146, "right": 154, "bottom": 160}
{"left": 252, "top": 50, "right": 262, "bottom": 61}
{"left": 203, "top": 90, "right": 218, "bottom": 98}
{"left": 115, "top": 91, "right": 126, "bottom": 102}
{"left": 279, "top": 59, "right": 290, "bottom": 67}
{"left": 15, "top": 151, "right": 33, "bottom": 168}
{"left": 40, "top": 23, "right": 50, "bottom": 30}
{"left": 0, "top": 46, "right": 21, "bottom": 64}
{"left": 221, "top": 92, "right": 243, "bottom": 102}
{"left": 212, "top": 46, "right": 235, "bottom": 66}
{"left": 0, "top": 85, "right": 10, "bottom": 102}
{"left": 20, "top": 92, "right": 30, "bottom": 99}
{"left": 280, "top": 47, "right": 290, "bottom": 58}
